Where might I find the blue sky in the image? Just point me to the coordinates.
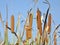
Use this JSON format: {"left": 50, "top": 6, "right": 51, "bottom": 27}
{"left": 0, "top": 0, "right": 60, "bottom": 45}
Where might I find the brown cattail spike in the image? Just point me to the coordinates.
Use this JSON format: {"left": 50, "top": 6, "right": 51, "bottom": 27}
{"left": 36, "top": 9, "right": 42, "bottom": 36}
{"left": 29, "top": 13, "right": 33, "bottom": 28}
{"left": 25, "top": 13, "right": 33, "bottom": 40}
{"left": 27, "top": 13, "right": 33, "bottom": 39}
{"left": 11, "top": 15, "right": 14, "bottom": 33}
{"left": 48, "top": 13, "right": 51, "bottom": 34}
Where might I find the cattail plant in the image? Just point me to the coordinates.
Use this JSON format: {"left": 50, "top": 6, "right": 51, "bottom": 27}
{"left": 25, "top": 13, "right": 33, "bottom": 40}
{"left": 36, "top": 8, "right": 42, "bottom": 45}
{"left": 48, "top": 13, "right": 51, "bottom": 34}
{"left": 21, "top": 8, "right": 32, "bottom": 40}
{"left": 10, "top": 15, "right": 14, "bottom": 45}
{"left": 29, "top": 13, "right": 33, "bottom": 28}
{"left": 47, "top": 14, "right": 51, "bottom": 45}
{"left": 11, "top": 15, "right": 14, "bottom": 33}
{"left": 36, "top": 8, "right": 42, "bottom": 36}
{"left": 44, "top": 13, "right": 51, "bottom": 45}
{"left": 11, "top": 15, "right": 18, "bottom": 45}
{"left": 6, "top": 15, "right": 19, "bottom": 45}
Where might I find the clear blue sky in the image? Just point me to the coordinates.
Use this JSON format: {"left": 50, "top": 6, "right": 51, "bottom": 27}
{"left": 0, "top": 0, "right": 60, "bottom": 45}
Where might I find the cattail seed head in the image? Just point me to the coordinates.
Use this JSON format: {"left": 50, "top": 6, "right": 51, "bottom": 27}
{"left": 48, "top": 13, "right": 51, "bottom": 34}
{"left": 11, "top": 15, "right": 14, "bottom": 33}
{"left": 36, "top": 9, "right": 42, "bottom": 35}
